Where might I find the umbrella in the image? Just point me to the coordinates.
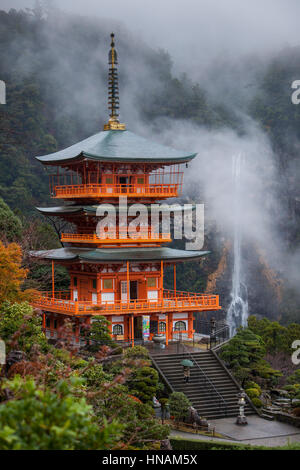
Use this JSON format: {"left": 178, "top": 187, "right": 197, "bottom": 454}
{"left": 181, "top": 359, "right": 194, "bottom": 367}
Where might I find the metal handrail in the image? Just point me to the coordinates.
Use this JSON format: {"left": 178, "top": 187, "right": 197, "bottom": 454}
{"left": 210, "top": 324, "right": 230, "bottom": 349}
{"left": 181, "top": 343, "right": 228, "bottom": 416}
{"left": 150, "top": 355, "right": 175, "bottom": 394}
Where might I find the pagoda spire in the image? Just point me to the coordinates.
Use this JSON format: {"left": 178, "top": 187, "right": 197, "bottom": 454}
{"left": 104, "top": 33, "right": 126, "bottom": 131}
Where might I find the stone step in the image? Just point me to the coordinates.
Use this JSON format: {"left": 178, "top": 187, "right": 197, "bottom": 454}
{"left": 151, "top": 349, "right": 256, "bottom": 420}
{"left": 261, "top": 413, "right": 275, "bottom": 421}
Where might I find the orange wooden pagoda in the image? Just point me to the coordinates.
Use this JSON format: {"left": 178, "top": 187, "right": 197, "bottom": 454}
{"left": 31, "top": 34, "right": 221, "bottom": 346}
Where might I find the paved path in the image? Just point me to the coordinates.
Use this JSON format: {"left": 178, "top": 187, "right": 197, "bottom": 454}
{"left": 210, "top": 415, "right": 300, "bottom": 441}
{"left": 171, "top": 416, "right": 300, "bottom": 448}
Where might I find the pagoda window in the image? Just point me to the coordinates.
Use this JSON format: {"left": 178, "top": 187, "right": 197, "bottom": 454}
{"left": 54, "top": 320, "right": 58, "bottom": 330}
{"left": 159, "top": 321, "right": 166, "bottom": 333}
{"left": 147, "top": 277, "right": 157, "bottom": 288}
{"left": 105, "top": 176, "right": 113, "bottom": 184}
{"left": 174, "top": 321, "right": 186, "bottom": 331}
{"left": 92, "top": 279, "right": 97, "bottom": 290}
{"left": 103, "top": 279, "right": 113, "bottom": 290}
{"left": 119, "top": 176, "right": 129, "bottom": 185}
{"left": 113, "top": 324, "right": 123, "bottom": 336}
{"left": 74, "top": 277, "right": 77, "bottom": 287}
{"left": 137, "top": 177, "right": 145, "bottom": 185}
{"left": 46, "top": 318, "right": 51, "bottom": 328}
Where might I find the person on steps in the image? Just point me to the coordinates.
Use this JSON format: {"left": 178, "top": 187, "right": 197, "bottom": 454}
{"left": 183, "top": 366, "right": 190, "bottom": 383}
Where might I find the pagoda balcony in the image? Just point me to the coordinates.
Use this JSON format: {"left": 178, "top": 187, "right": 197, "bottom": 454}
{"left": 52, "top": 183, "right": 180, "bottom": 200}
{"left": 32, "top": 289, "right": 221, "bottom": 317}
{"left": 61, "top": 231, "right": 172, "bottom": 246}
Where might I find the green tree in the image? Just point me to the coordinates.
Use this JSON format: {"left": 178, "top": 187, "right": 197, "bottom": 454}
{"left": 82, "top": 363, "right": 113, "bottom": 388}
{"left": 248, "top": 316, "right": 288, "bottom": 353}
{"left": 287, "top": 369, "right": 300, "bottom": 385}
{"left": 0, "top": 198, "right": 22, "bottom": 242}
{"left": 124, "top": 345, "right": 150, "bottom": 360}
{"left": 87, "top": 316, "right": 115, "bottom": 348}
{"left": 127, "top": 366, "right": 159, "bottom": 403}
{"left": 0, "top": 302, "right": 48, "bottom": 353}
{"left": 220, "top": 327, "right": 281, "bottom": 385}
{"left": 169, "top": 392, "right": 191, "bottom": 423}
{"left": 0, "top": 376, "right": 121, "bottom": 450}
{"left": 91, "top": 383, "right": 169, "bottom": 449}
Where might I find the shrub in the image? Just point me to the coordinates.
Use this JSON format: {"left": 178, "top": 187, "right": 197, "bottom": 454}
{"left": 169, "top": 392, "right": 191, "bottom": 422}
{"left": 244, "top": 381, "right": 262, "bottom": 395}
{"left": 0, "top": 376, "right": 121, "bottom": 450}
{"left": 124, "top": 346, "right": 150, "bottom": 360}
{"left": 82, "top": 364, "right": 113, "bottom": 388}
{"left": 287, "top": 369, "right": 300, "bottom": 385}
{"left": 251, "top": 397, "right": 263, "bottom": 408}
{"left": 126, "top": 366, "right": 159, "bottom": 403}
{"left": 245, "top": 388, "right": 260, "bottom": 399}
{"left": 284, "top": 385, "right": 297, "bottom": 392}
{"left": 0, "top": 302, "right": 48, "bottom": 353}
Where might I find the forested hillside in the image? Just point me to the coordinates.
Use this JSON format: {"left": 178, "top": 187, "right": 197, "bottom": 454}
{"left": 1, "top": 6, "right": 300, "bottom": 323}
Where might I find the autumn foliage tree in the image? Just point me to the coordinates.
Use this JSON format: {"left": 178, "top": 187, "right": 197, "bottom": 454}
{"left": 0, "top": 241, "right": 35, "bottom": 306}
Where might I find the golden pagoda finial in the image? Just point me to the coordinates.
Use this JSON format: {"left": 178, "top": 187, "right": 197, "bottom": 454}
{"left": 104, "top": 33, "right": 126, "bottom": 131}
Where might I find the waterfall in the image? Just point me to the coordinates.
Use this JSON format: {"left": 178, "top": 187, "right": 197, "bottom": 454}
{"left": 227, "top": 153, "right": 249, "bottom": 337}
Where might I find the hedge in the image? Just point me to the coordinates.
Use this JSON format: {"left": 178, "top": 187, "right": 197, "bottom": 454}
{"left": 170, "top": 437, "right": 300, "bottom": 451}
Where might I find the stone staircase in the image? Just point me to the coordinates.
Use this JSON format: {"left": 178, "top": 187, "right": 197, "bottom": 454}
{"left": 151, "top": 349, "right": 255, "bottom": 419}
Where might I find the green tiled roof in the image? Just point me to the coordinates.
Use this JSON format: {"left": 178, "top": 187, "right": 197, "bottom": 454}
{"left": 36, "top": 130, "right": 197, "bottom": 165}
{"left": 30, "top": 247, "right": 209, "bottom": 263}
{"left": 36, "top": 204, "right": 196, "bottom": 216}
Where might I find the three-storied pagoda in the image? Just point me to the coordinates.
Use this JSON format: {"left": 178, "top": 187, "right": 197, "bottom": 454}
{"left": 31, "top": 34, "right": 221, "bottom": 345}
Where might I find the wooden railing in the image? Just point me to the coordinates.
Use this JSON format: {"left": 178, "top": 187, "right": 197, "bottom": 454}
{"left": 61, "top": 231, "right": 172, "bottom": 245}
{"left": 52, "top": 183, "right": 180, "bottom": 199}
{"left": 32, "top": 290, "right": 221, "bottom": 316}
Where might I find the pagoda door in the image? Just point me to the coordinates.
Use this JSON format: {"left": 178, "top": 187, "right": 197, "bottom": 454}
{"left": 130, "top": 281, "right": 138, "bottom": 300}
{"left": 79, "top": 279, "right": 89, "bottom": 301}
{"left": 73, "top": 289, "right": 78, "bottom": 301}
{"left": 121, "top": 281, "right": 128, "bottom": 303}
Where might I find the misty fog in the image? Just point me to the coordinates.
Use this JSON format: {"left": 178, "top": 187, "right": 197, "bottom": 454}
{"left": 2, "top": 0, "right": 300, "bottom": 320}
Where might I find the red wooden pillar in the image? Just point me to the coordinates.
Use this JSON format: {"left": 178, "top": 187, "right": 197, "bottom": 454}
{"left": 169, "top": 313, "right": 173, "bottom": 340}
{"left": 52, "top": 261, "right": 55, "bottom": 299}
{"left": 131, "top": 315, "right": 134, "bottom": 348}
{"left": 188, "top": 313, "right": 194, "bottom": 339}
{"left": 42, "top": 313, "right": 46, "bottom": 330}
{"left": 166, "top": 313, "right": 169, "bottom": 346}
{"left": 127, "top": 261, "right": 130, "bottom": 306}
{"left": 160, "top": 261, "right": 164, "bottom": 300}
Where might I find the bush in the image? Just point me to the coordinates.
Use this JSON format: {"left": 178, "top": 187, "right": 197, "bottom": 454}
{"left": 170, "top": 437, "right": 300, "bottom": 450}
{"left": 245, "top": 388, "right": 260, "bottom": 399}
{"left": 82, "top": 364, "right": 113, "bottom": 388}
{"left": 245, "top": 381, "right": 262, "bottom": 395}
{"left": 0, "top": 376, "right": 121, "bottom": 450}
{"left": 251, "top": 397, "right": 263, "bottom": 408}
{"left": 124, "top": 346, "right": 150, "bottom": 360}
{"left": 126, "top": 366, "right": 159, "bottom": 403}
{"left": 287, "top": 369, "right": 300, "bottom": 385}
{"left": 169, "top": 392, "right": 191, "bottom": 422}
{"left": 0, "top": 302, "right": 48, "bottom": 353}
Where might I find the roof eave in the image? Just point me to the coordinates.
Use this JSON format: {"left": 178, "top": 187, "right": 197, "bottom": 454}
{"left": 36, "top": 152, "right": 197, "bottom": 165}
